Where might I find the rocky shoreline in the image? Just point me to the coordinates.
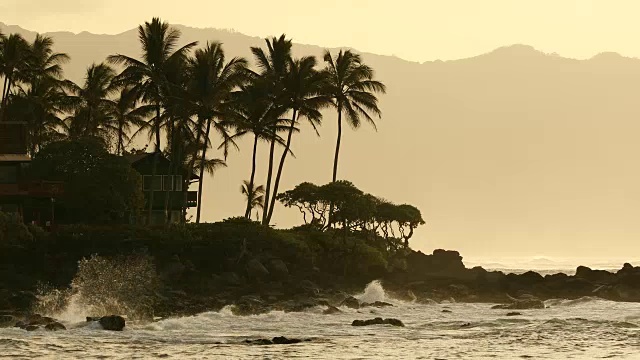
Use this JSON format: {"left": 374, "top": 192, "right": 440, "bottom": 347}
{"left": 2, "top": 250, "right": 639, "bottom": 324}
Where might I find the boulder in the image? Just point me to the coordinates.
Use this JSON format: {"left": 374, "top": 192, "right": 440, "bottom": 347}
{"left": 442, "top": 309, "right": 452, "bottom": 313}
{"left": 267, "top": 259, "right": 289, "bottom": 279}
{"left": 246, "top": 258, "right": 269, "bottom": 280}
{"left": 340, "top": 296, "right": 360, "bottom": 309}
{"left": 351, "top": 317, "right": 405, "bottom": 327}
{"left": 98, "top": 315, "right": 126, "bottom": 331}
{"left": 323, "top": 305, "right": 342, "bottom": 315}
{"left": 362, "top": 301, "right": 393, "bottom": 308}
{"left": 272, "top": 336, "right": 303, "bottom": 345}
{"left": 0, "top": 315, "right": 15, "bottom": 327}
{"left": 45, "top": 322, "right": 66, "bottom": 331}
{"left": 506, "top": 312, "right": 522, "bottom": 316}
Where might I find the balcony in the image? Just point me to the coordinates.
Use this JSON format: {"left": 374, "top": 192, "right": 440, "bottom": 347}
{"left": 0, "top": 181, "right": 64, "bottom": 197}
{"left": 144, "top": 190, "right": 198, "bottom": 209}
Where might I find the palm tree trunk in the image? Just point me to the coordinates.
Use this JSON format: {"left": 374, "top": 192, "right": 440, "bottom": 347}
{"left": 147, "top": 103, "right": 161, "bottom": 225}
{"left": 266, "top": 110, "right": 297, "bottom": 224}
{"left": 183, "top": 115, "right": 204, "bottom": 223}
{"left": 1, "top": 74, "right": 12, "bottom": 121}
{"left": 164, "top": 120, "right": 175, "bottom": 224}
{"left": 196, "top": 118, "right": 212, "bottom": 223}
{"left": 328, "top": 107, "right": 342, "bottom": 228}
{"left": 261, "top": 133, "right": 276, "bottom": 225}
{"left": 245, "top": 134, "right": 259, "bottom": 218}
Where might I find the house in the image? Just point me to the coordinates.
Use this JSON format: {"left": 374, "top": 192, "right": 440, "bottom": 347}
{"left": 123, "top": 152, "right": 199, "bottom": 224}
{"left": 0, "top": 121, "right": 63, "bottom": 225}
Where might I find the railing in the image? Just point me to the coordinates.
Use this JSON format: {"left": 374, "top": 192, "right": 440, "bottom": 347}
{"left": 145, "top": 190, "right": 198, "bottom": 209}
{"left": 0, "top": 181, "right": 64, "bottom": 197}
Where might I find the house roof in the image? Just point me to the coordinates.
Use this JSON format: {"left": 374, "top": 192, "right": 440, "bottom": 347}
{"left": 0, "top": 154, "right": 31, "bottom": 162}
{"left": 122, "top": 152, "right": 200, "bottom": 180}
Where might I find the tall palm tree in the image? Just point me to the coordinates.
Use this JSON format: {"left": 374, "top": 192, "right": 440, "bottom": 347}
{"left": 264, "top": 56, "right": 330, "bottom": 224}
{"left": 23, "top": 34, "right": 69, "bottom": 85}
{"left": 185, "top": 41, "right": 249, "bottom": 223}
{"left": 322, "top": 50, "right": 386, "bottom": 183}
{"left": 8, "top": 78, "right": 67, "bottom": 155}
{"left": 0, "top": 33, "right": 30, "bottom": 118}
{"left": 108, "top": 17, "right": 197, "bottom": 224}
{"left": 250, "top": 35, "right": 292, "bottom": 225}
{"left": 241, "top": 180, "right": 265, "bottom": 221}
{"left": 108, "top": 86, "right": 153, "bottom": 155}
{"left": 229, "top": 81, "right": 290, "bottom": 218}
{"left": 65, "top": 63, "right": 117, "bottom": 141}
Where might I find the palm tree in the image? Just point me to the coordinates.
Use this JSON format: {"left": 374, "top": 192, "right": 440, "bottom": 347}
{"left": 23, "top": 34, "right": 69, "bottom": 85}
{"left": 264, "top": 56, "right": 330, "bottom": 224}
{"left": 65, "top": 63, "right": 117, "bottom": 141}
{"left": 185, "top": 41, "right": 249, "bottom": 223}
{"left": 241, "top": 180, "right": 265, "bottom": 221}
{"left": 322, "top": 50, "right": 386, "bottom": 183}
{"left": 0, "top": 33, "right": 30, "bottom": 119}
{"left": 8, "top": 78, "right": 67, "bottom": 155}
{"left": 108, "top": 17, "right": 197, "bottom": 224}
{"left": 108, "top": 86, "right": 152, "bottom": 155}
{"left": 229, "top": 81, "right": 290, "bottom": 218}
{"left": 250, "top": 35, "right": 292, "bottom": 225}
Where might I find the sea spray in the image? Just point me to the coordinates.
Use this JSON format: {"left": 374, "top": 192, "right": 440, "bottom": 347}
{"left": 356, "top": 280, "right": 387, "bottom": 304}
{"left": 36, "top": 254, "right": 159, "bottom": 322}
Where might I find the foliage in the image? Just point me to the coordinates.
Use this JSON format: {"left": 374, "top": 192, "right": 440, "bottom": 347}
{"left": 30, "top": 139, "right": 144, "bottom": 224}
{"left": 278, "top": 181, "right": 425, "bottom": 248}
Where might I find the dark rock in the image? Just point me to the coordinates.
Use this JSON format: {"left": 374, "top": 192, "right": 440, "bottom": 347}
{"left": 575, "top": 266, "right": 615, "bottom": 284}
{"left": 246, "top": 259, "right": 269, "bottom": 280}
{"left": 9, "top": 291, "right": 37, "bottom": 311}
{"left": 245, "top": 339, "right": 273, "bottom": 345}
{"left": 351, "top": 317, "right": 405, "bottom": 327}
{"left": 45, "top": 322, "right": 66, "bottom": 331}
{"left": 362, "top": 301, "right": 393, "bottom": 308}
{"left": 323, "top": 305, "right": 342, "bottom": 315}
{"left": 340, "top": 296, "right": 360, "bottom": 309}
{"left": 506, "top": 312, "right": 522, "bottom": 316}
{"left": 0, "top": 315, "right": 15, "bottom": 327}
{"left": 267, "top": 259, "right": 289, "bottom": 279}
{"left": 272, "top": 336, "right": 302, "bottom": 344}
{"left": 220, "top": 272, "right": 244, "bottom": 286}
{"left": 442, "top": 309, "right": 452, "bottom": 313}
{"left": 98, "top": 315, "right": 126, "bottom": 331}
{"left": 25, "top": 325, "right": 39, "bottom": 331}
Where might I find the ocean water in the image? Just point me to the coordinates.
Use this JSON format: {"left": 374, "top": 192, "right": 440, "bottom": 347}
{"left": 2, "top": 281, "right": 640, "bottom": 359}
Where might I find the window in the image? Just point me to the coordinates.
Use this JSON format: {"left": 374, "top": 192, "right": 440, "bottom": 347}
{"left": 163, "top": 175, "right": 173, "bottom": 191}
{"left": 174, "top": 175, "right": 183, "bottom": 191}
{"left": 0, "top": 165, "right": 18, "bottom": 184}
{"left": 143, "top": 175, "right": 162, "bottom": 191}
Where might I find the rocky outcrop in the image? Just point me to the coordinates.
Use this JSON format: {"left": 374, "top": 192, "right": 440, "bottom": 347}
{"left": 323, "top": 305, "right": 342, "bottom": 315}
{"left": 352, "top": 317, "right": 405, "bottom": 327}
{"left": 340, "top": 296, "right": 360, "bottom": 309}
{"left": 246, "top": 258, "right": 269, "bottom": 280}
{"left": 12, "top": 314, "right": 66, "bottom": 331}
{"left": 86, "top": 315, "right": 126, "bottom": 331}
{"left": 267, "top": 259, "right": 289, "bottom": 279}
{"left": 245, "top": 336, "right": 309, "bottom": 345}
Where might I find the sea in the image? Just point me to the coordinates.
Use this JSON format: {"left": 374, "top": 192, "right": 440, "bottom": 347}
{"left": 1, "top": 259, "right": 640, "bottom": 359}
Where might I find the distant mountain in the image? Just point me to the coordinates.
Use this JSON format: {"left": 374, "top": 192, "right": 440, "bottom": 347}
{"left": 3, "top": 22, "right": 640, "bottom": 258}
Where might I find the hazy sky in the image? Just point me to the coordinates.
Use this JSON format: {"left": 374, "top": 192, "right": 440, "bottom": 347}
{"left": 2, "top": 0, "right": 640, "bottom": 62}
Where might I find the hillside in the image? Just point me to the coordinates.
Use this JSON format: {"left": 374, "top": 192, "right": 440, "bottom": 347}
{"left": 3, "top": 22, "right": 640, "bottom": 258}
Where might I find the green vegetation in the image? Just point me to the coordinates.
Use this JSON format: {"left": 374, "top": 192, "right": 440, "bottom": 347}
{"left": 30, "top": 139, "right": 144, "bottom": 224}
{"left": 0, "top": 18, "right": 393, "bottom": 228}
{"left": 278, "top": 181, "right": 425, "bottom": 249}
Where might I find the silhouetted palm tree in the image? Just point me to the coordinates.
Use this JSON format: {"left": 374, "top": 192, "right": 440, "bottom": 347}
{"left": 250, "top": 35, "right": 292, "bottom": 225}
{"left": 108, "top": 17, "right": 197, "bottom": 224}
{"left": 322, "top": 50, "right": 386, "bottom": 183}
{"left": 265, "top": 56, "right": 330, "bottom": 224}
{"left": 185, "top": 41, "right": 249, "bottom": 223}
{"left": 108, "top": 86, "right": 152, "bottom": 155}
{"left": 229, "top": 81, "right": 290, "bottom": 218}
{"left": 241, "top": 180, "right": 265, "bottom": 220}
{"left": 0, "top": 33, "right": 30, "bottom": 117}
{"left": 65, "top": 63, "right": 118, "bottom": 141}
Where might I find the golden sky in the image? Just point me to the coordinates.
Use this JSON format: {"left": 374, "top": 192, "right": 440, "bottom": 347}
{"left": 1, "top": 0, "right": 638, "bottom": 62}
